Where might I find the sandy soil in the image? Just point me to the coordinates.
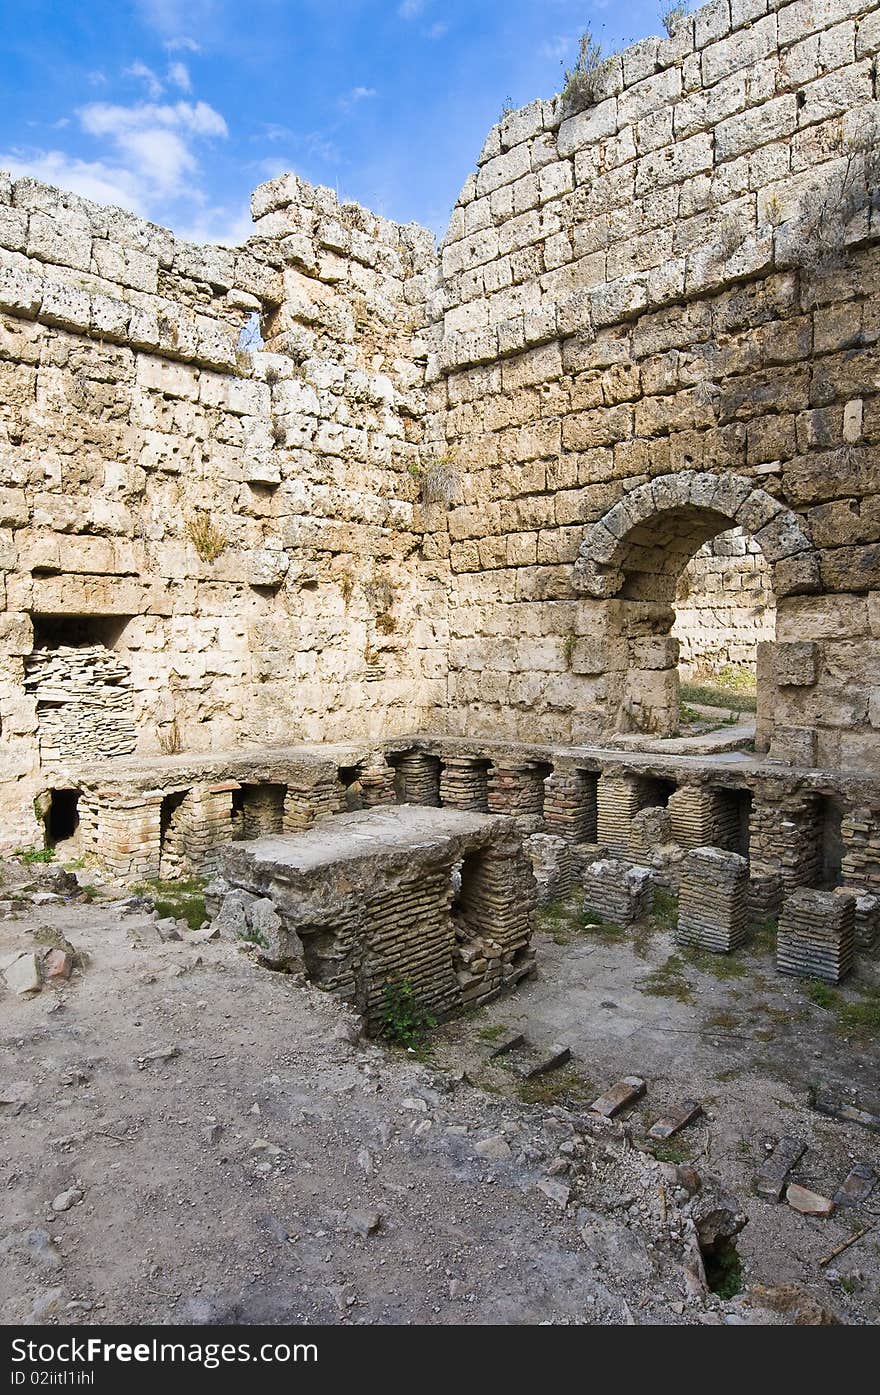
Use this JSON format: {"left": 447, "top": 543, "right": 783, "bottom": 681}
{"left": 1, "top": 860, "right": 876, "bottom": 1326}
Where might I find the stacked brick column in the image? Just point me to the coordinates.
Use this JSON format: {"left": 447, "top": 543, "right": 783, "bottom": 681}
{"left": 282, "top": 774, "right": 339, "bottom": 831}
{"left": 395, "top": 751, "right": 442, "bottom": 806}
{"left": 543, "top": 769, "right": 599, "bottom": 844}
{"left": 440, "top": 757, "right": 491, "bottom": 812}
{"left": 676, "top": 848, "right": 749, "bottom": 954}
{"left": 359, "top": 758, "right": 397, "bottom": 807}
{"left": 95, "top": 791, "right": 164, "bottom": 881}
{"left": 596, "top": 773, "right": 642, "bottom": 856}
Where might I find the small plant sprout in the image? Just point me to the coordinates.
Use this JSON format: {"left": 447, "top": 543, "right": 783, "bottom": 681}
{"left": 661, "top": 4, "right": 690, "bottom": 38}
{"left": 380, "top": 980, "right": 436, "bottom": 1050}
{"left": 186, "top": 514, "right": 228, "bottom": 563}
{"left": 562, "top": 30, "right": 606, "bottom": 112}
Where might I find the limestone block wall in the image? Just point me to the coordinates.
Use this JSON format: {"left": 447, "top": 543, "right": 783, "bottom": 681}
{"left": 2, "top": 0, "right": 880, "bottom": 850}
{"left": 428, "top": 0, "right": 880, "bottom": 768}
{"left": 672, "top": 526, "right": 775, "bottom": 674}
{"left": 0, "top": 171, "right": 447, "bottom": 844}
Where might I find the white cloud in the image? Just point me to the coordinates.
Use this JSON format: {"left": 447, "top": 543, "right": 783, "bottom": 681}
{"left": 164, "top": 36, "right": 201, "bottom": 52}
{"left": 174, "top": 203, "right": 253, "bottom": 246}
{"left": 74, "top": 99, "right": 227, "bottom": 199}
{"left": 80, "top": 100, "right": 228, "bottom": 140}
{"left": 398, "top": 0, "right": 425, "bottom": 17}
{"left": 137, "top": 1, "right": 215, "bottom": 37}
{"left": 124, "top": 60, "right": 164, "bottom": 98}
{"left": 338, "top": 86, "right": 377, "bottom": 114}
{"left": 167, "top": 61, "right": 192, "bottom": 92}
{"left": 0, "top": 149, "right": 147, "bottom": 214}
{"left": 539, "top": 36, "right": 574, "bottom": 62}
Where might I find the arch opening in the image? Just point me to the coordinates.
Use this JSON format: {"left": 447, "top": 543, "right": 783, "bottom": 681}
{"left": 573, "top": 473, "right": 816, "bottom": 743}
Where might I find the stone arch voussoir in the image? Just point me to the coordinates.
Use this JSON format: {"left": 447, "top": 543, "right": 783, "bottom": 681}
{"left": 572, "top": 470, "right": 818, "bottom": 599}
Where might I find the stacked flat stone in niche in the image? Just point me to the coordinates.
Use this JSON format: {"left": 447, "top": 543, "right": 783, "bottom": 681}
{"left": 777, "top": 888, "right": 856, "bottom": 984}
{"left": 439, "top": 757, "right": 490, "bottom": 811}
{"left": 24, "top": 644, "right": 137, "bottom": 762}
{"left": 582, "top": 857, "right": 653, "bottom": 926}
{"left": 676, "top": 846, "right": 749, "bottom": 954}
{"left": 396, "top": 752, "right": 441, "bottom": 806}
{"left": 852, "top": 892, "right": 879, "bottom": 952}
{"left": 842, "top": 809, "right": 880, "bottom": 898}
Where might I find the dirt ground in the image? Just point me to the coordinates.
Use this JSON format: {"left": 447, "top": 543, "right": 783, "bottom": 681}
{"left": 433, "top": 896, "right": 880, "bottom": 1323}
{"left": 1, "top": 858, "right": 877, "bottom": 1327}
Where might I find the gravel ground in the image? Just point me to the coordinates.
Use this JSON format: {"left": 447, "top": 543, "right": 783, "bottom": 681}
{"left": 0, "top": 861, "right": 874, "bottom": 1326}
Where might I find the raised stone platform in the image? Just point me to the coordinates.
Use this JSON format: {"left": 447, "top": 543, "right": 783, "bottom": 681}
{"left": 217, "top": 805, "right": 537, "bottom": 1031}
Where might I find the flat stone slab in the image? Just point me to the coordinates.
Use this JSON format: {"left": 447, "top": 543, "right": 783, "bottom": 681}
{"left": 834, "top": 1164, "right": 877, "bottom": 1208}
{"left": 647, "top": 1099, "right": 702, "bottom": 1140}
{"left": 812, "top": 1090, "right": 880, "bottom": 1134}
{"left": 2, "top": 953, "right": 42, "bottom": 996}
{"left": 755, "top": 1136, "right": 807, "bottom": 1202}
{"left": 786, "top": 1183, "right": 835, "bottom": 1217}
{"left": 490, "top": 1034, "right": 571, "bottom": 1079}
{"left": 590, "top": 1076, "right": 646, "bottom": 1119}
{"left": 222, "top": 805, "right": 519, "bottom": 902}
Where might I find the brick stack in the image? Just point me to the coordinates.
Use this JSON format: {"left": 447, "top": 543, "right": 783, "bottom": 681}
{"left": 543, "top": 769, "right": 598, "bottom": 843}
{"left": 455, "top": 847, "right": 536, "bottom": 1002}
{"left": 676, "top": 847, "right": 749, "bottom": 954}
{"left": 668, "top": 785, "right": 717, "bottom": 850}
{"left": 777, "top": 888, "right": 855, "bottom": 983}
{"left": 282, "top": 774, "right": 338, "bottom": 830}
{"left": 395, "top": 751, "right": 441, "bottom": 806}
{"left": 841, "top": 809, "right": 880, "bottom": 898}
{"left": 94, "top": 793, "right": 163, "bottom": 880}
{"left": 835, "top": 889, "right": 879, "bottom": 953}
{"left": 750, "top": 793, "right": 822, "bottom": 892}
{"left": 184, "top": 783, "right": 237, "bottom": 874}
{"left": 596, "top": 776, "right": 641, "bottom": 856}
{"left": 582, "top": 858, "right": 653, "bottom": 926}
{"left": 360, "top": 759, "right": 397, "bottom": 807}
{"left": 748, "top": 870, "right": 784, "bottom": 920}
{"left": 440, "top": 758, "right": 490, "bottom": 811}
{"left": 363, "top": 871, "right": 460, "bottom": 1031}
{"left": 25, "top": 645, "right": 137, "bottom": 763}
{"left": 524, "top": 832, "right": 574, "bottom": 904}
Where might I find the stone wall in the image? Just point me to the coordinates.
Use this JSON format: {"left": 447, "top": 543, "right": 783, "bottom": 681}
{"left": 672, "top": 526, "right": 775, "bottom": 674}
{"left": 0, "top": 171, "right": 447, "bottom": 842}
{"left": 2, "top": 0, "right": 880, "bottom": 849}
{"left": 428, "top": 0, "right": 880, "bottom": 766}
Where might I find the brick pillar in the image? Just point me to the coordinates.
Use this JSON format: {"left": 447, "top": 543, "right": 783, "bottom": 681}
{"left": 668, "top": 784, "right": 716, "bottom": 849}
{"left": 777, "top": 888, "right": 855, "bottom": 983}
{"left": 750, "top": 790, "right": 821, "bottom": 892}
{"left": 677, "top": 847, "right": 749, "bottom": 953}
{"left": 396, "top": 751, "right": 441, "bottom": 806}
{"left": 841, "top": 806, "right": 880, "bottom": 898}
{"left": 283, "top": 773, "right": 338, "bottom": 831}
{"left": 96, "top": 791, "right": 163, "bottom": 881}
{"left": 360, "top": 758, "right": 397, "bottom": 807}
{"left": 544, "top": 769, "right": 598, "bottom": 843}
{"left": 596, "top": 773, "right": 641, "bottom": 855}
{"left": 440, "top": 757, "right": 490, "bottom": 812}
{"left": 487, "top": 763, "right": 546, "bottom": 817}
{"left": 185, "top": 782, "right": 237, "bottom": 874}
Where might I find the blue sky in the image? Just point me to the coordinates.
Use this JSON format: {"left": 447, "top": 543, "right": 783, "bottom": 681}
{"left": 1, "top": 0, "right": 667, "bottom": 245}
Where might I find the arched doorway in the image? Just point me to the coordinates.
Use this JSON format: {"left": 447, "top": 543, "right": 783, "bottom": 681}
{"left": 572, "top": 471, "right": 818, "bottom": 741}
{"left": 672, "top": 525, "right": 775, "bottom": 718}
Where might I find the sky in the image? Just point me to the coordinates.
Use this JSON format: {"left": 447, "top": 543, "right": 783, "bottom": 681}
{"left": 1, "top": 0, "right": 668, "bottom": 246}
